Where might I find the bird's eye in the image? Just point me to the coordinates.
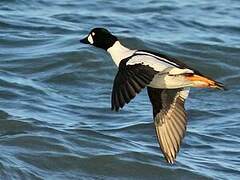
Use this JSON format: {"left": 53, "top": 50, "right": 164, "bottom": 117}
{"left": 91, "top": 32, "right": 95, "bottom": 36}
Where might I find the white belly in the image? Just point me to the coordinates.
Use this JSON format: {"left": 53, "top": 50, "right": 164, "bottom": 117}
{"left": 148, "top": 73, "right": 194, "bottom": 89}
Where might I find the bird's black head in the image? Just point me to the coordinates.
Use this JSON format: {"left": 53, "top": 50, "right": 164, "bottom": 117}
{"left": 80, "top": 28, "right": 118, "bottom": 50}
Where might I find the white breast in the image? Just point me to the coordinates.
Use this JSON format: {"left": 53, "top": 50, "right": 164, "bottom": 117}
{"left": 107, "top": 41, "right": 136, "bottom": 67}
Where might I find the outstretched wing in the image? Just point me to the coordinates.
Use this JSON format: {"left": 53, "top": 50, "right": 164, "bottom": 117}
{"left": 111, "top": 59, "right": 158, "bottom": 111}
{"left": 147, "top": 87, "right": 189, "bottom": 164}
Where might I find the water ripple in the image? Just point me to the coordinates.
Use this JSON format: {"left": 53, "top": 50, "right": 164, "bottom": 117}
{"left": 0, "top": 0, "right": 239, "bottom": 179}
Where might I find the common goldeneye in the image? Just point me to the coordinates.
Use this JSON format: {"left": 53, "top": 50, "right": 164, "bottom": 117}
{"left": 80, "top": 28, "right": 225, "bottom": 164}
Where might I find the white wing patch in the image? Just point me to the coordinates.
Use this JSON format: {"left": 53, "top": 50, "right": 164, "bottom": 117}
{"left": 127, "top": 54, "right": 175, "bottom": 72}
{"left": 136, "top": 51, "right": 179, "bottom": 67}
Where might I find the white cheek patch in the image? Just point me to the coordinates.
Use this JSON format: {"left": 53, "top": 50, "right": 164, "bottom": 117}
{"left": 88, "top": 35, "right": 94, "bottom": 44}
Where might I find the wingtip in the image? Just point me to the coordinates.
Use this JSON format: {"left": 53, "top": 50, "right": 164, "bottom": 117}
{"left": 165, "top": 156, "right": 176, "bottom": 165}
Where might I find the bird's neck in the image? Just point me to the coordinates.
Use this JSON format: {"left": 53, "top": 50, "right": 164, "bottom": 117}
{"left": 107, "top": 41, "right": 136, "bottom": 67}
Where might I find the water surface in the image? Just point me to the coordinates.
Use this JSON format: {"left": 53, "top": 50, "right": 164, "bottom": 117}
{"left": 0, "top": 0, "right": 239, "bottom": 179}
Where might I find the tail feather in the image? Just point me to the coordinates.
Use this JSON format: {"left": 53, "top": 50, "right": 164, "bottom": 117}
{"left": 213, "top": 81, "right": 227, "bottom": 90}
{"left": 185, "top": 74, "right": 226, "bottom": 90}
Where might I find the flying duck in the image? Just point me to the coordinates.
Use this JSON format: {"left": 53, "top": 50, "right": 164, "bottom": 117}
{"left": 80, "top": 28, "right": 225, "bottom": 164}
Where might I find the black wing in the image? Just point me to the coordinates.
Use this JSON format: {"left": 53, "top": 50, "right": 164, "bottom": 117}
{"left": 111, "top": 59, "right": 158, "bottom": 111}
{"left": 147, "top": 87, "right": 188, "bottom": 164}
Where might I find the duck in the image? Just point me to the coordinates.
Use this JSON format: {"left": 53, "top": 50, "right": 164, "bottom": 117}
{"left": 80, "top": 27, "right": 225, "bottom": 164}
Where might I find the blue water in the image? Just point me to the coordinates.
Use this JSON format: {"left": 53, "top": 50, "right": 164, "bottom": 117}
{"left": 0, "top": 0, "right": 239, "bottom": 179}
